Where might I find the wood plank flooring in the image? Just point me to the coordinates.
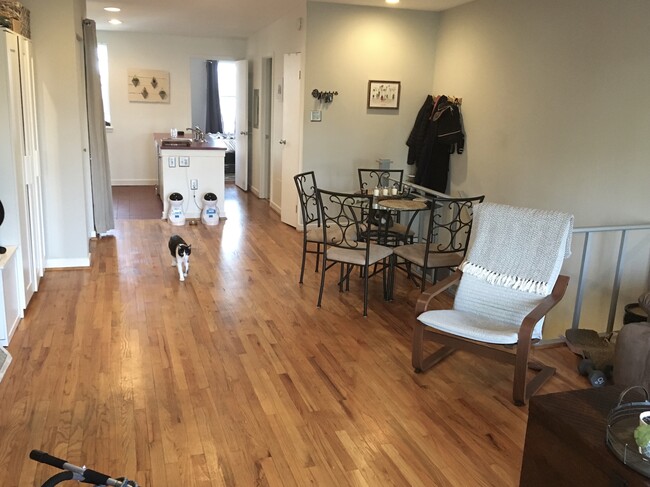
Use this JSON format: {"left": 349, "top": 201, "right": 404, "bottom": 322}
{"left": 0, "top": 184, "right": 588, "bottom": 486}
{"left": 113, "top": 185, "right": 163, "bottom": 220}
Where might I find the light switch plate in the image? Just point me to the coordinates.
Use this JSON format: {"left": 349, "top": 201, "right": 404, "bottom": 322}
{"left": 179, "top": 156, "right": 190, "bottom": 167}
{"left": 168, "top": 156, "right": 177, "bottom": 168}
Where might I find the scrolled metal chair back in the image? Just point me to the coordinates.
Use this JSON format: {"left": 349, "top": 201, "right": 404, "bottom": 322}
{"left": 294, "top": 171, "right": 320, "bottom": 229}
{"left": 358, "top": 168, "right": 404, "bottom": 192}
{"left": 425, "top": 195, "right": 485, "bottom": 255}
{"left": 316, "top": 189, "right": 370, "bottom": 250}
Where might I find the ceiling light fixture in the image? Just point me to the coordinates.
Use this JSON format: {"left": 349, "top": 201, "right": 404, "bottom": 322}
{"left": 104, "top": 7, "right": 121, "bottom": 12}
{"left": 386, "top": 0, "right": 399, "bottom": 4}
{"left": 108, "top": 18, "right": 122, "bottom": 25}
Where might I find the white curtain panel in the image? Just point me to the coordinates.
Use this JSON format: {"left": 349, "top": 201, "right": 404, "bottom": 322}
{"left": 82, "top": 19, "right": 114, "bottom": 234}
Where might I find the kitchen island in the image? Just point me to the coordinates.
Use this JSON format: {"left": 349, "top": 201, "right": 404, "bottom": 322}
{"left": 154, "top": 133, "right": 228, "bottom": 221}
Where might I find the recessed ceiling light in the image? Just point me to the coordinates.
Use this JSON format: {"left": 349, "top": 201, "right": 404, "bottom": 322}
{"left": 104, "top": 7, "right": 121, "bottom": 12}
{"left": 108, "top": 18, "right": 122, "bottom": 25}
{"left": 386, "top": 0, "right": 399, "bottom": 3}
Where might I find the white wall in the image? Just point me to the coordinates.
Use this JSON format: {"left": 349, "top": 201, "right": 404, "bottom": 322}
{"left": 303, "top": 3, "right": 439, "bottom": 192}
{"left": 97, "top": 31, "right": 247, "bottom": 185}
{"left": 23, "top": 0, "right": 92, "bottom": 267}
{"left": 434, "top": 0, "right": 650, "bottom": 336}
{"left": 247, "top": 8, "right": 306, "bottom": 209}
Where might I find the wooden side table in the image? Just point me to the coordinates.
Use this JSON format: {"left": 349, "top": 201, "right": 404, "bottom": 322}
{"left": 520, "top": 386, "right": 650, "bottom": 486}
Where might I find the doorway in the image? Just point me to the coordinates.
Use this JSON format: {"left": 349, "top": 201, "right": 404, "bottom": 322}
{"left": 258, "top": 57, "right": 273, "bottom": 199}
{"left": 190, "top": 58, "right": 238, "bottom": 182}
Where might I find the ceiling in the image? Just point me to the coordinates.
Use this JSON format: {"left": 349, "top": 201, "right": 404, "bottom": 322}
{"left": 86, "top": 0, "right": 474, "bottom": 39}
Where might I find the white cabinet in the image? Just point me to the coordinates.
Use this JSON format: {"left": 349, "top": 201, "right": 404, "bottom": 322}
{"left": 0, "top": 247, "right": 22, "bottom": 346}
{"left": 0, "top": 28, "right": 44, "bottom": 315}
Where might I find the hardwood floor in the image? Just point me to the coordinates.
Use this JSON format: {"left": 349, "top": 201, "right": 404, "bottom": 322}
{"left": 112, "top": 185, "right": 163, "bottom": 220}
{"left": 0, "top": 184, "right": 588, "bottom": 486}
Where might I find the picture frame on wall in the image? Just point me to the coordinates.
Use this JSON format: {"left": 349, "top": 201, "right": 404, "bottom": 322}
{"left": 127, "top": 69, "right": 170, "bottom": 103}
{"left": 367, "top": 80, "right": 400, "bottom": 109}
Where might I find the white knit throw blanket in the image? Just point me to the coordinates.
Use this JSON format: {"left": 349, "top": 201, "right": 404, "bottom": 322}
{"left": 459, "top": 203, "right": 573, "bottom": 295}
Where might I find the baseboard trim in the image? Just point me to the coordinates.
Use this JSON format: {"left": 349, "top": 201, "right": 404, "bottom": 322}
{"left": 269, "top": 201, "right": 281, "bottom": 214}
{"left": 45, "top": 255, "right": 91, "bottom": 269}
{"left": 112, "top": 179, "right": 158, "bottom": 186}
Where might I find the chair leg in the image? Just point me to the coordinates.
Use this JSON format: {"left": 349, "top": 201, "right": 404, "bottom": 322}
{"left": 317, "top": 259, "right": 327, "bottom": 309}
{"left": 412, "top": 322, "right": 425, "bottom": 370}
{"left": 299, "top": 241, "right": 307, "bottom": 284}
{"left": 412, "top": 322, "right": 457, "bottom": 372}
{"left": 381, "top": 257, "right": 387, "bottom": 300}
{"left": 419, "top": 269, "right": 427, "bottom": 292}
{"left": 315, "top": 243, "right": 321, "bottom": 272}
{"left": 512, "top": 345, "right": 556, "bottom": 406}
{"left": 363, "top": 264, "right": 369, "bottom": 317}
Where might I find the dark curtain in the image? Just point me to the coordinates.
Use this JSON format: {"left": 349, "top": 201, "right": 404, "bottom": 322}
{"left": 206, "top": 60, "right": 224, "bottom": 134}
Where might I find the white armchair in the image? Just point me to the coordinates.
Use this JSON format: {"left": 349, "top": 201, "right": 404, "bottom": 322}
{"left": 412, "top": 202, "right": 574, "bottom": 405}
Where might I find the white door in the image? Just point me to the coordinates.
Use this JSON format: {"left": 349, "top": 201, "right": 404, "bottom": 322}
{"left": 280, "top": 53, "right": 302, "bottom": 227}
{"left": 5, "top": 32, "right": 34, "bottom": 307}
{"left": 234, "top": 60, "right": 248, "bottom": 191}
{"left": 259, "top": 57, "right": 273, "bottom": 200}
{"left": 19, "top": 36, "right": 45, "bottom": 289}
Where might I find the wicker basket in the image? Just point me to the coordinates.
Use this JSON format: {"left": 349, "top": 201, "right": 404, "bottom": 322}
{"left": 0, "top": 1, "right": 30, "bottom": 38}
{"left": 606, "top": 386, "right": 650, "bottom": 478}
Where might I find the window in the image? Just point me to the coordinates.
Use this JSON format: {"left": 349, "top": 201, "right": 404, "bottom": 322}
{"left": 97, "top": 43, "right": 111, "bottom": 127}
{"left": 217, "top": 61, "right": 236, "bottom": 135}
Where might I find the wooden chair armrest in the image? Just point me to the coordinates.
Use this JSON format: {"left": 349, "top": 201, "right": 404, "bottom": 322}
{"left": 415, "top": 271, "right": 462, "bottom": 316}
{"left": 518, "top": 275, "right": 570, "bottom": 342}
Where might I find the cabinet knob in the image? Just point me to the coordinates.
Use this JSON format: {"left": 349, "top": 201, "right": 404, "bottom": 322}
{"left": 279, "top": 139, "right": 287, "bottom": 145}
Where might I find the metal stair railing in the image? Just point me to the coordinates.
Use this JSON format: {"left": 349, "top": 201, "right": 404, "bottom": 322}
{"left": 570, "top": 223, "right": 650, "bottom": 333}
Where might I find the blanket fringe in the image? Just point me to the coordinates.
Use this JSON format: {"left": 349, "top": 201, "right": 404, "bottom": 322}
{"left": 460, "top": 261, "right": 549, "bottom": 295}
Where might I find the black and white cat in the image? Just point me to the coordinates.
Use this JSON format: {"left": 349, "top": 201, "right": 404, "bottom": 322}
{"left": 168, "top": 234, "right": 191, "bottom": 281}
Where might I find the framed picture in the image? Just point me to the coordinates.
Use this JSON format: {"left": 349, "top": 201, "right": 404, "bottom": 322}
{"left": 367, "top": 80, "right": 400, "bottom": 109}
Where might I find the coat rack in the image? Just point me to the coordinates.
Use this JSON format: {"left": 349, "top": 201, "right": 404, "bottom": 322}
{"left": 312, "top": 89, "right": 338, "bottom": 104}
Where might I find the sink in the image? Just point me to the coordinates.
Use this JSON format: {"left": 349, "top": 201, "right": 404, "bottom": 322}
{"left": 161, "top": 137, "right": 193, "bottom": 147}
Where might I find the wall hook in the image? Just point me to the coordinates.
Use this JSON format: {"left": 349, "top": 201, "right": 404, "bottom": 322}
{"left": 312, "top": 89, "right": 338, "bottom": 104}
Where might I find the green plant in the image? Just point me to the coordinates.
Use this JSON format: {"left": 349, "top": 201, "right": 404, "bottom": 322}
{"left": 634, "top": 423, "right": 650, "bottom": 451}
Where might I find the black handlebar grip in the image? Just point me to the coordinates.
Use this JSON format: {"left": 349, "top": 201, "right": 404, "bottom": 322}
{"left": 29, "top": 450, "right": 67, "bottom": 470}
{"left": 80, "top": 468, "right": 111, "bottom": 485}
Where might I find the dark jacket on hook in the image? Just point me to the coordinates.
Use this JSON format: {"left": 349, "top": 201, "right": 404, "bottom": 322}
{"left": 406, "top": 95, "right": 465, "bottom": 193}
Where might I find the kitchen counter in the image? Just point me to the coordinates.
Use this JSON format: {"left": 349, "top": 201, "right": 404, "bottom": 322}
{"left": 155, "top": 133, "right": 227, "bottom": 221}
{"left": 153, "top": 132, "right": 229, "bottom": 151}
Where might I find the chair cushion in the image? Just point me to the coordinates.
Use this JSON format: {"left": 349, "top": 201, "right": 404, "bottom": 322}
{"left": 388, "top": 222, "right": 416, "bottom": 237}
{"left": 306, "top": 227, "right": 324, "bottom": 242}
{"left": 393, "top": 243, "right": 463, "bottom": 269}
{"left": 429, "top": 273, "right": 545, "bottom": 343}
{"left": 417, "top": 309, "right": 528, "bottom": 345}
{"left": 328, "top": 244, "right": 392, "bottom": 266}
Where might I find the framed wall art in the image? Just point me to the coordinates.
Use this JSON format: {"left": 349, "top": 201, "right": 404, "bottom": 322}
{"left": 128, "top": 69, "right": 170, "bottom": 103}
{"left": 367, "top": 80, "right": 400, "bottom": 109}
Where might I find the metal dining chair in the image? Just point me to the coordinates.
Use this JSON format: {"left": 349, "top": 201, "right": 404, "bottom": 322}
{"left": 315, "top": 188, "right": 394, "bottom": 316}
{"left": 293, "top": 171, "right": 324, "bottom": 284}
{"left": 357, "top": 168, "right": 415, "bottom": 245}
{"left": 393, "top": 195, "right": 485, "bottom": 291}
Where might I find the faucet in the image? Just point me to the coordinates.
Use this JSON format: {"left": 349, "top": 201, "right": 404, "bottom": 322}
{"left": 186, "top": 126, "right": 205, "bottom": 142}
